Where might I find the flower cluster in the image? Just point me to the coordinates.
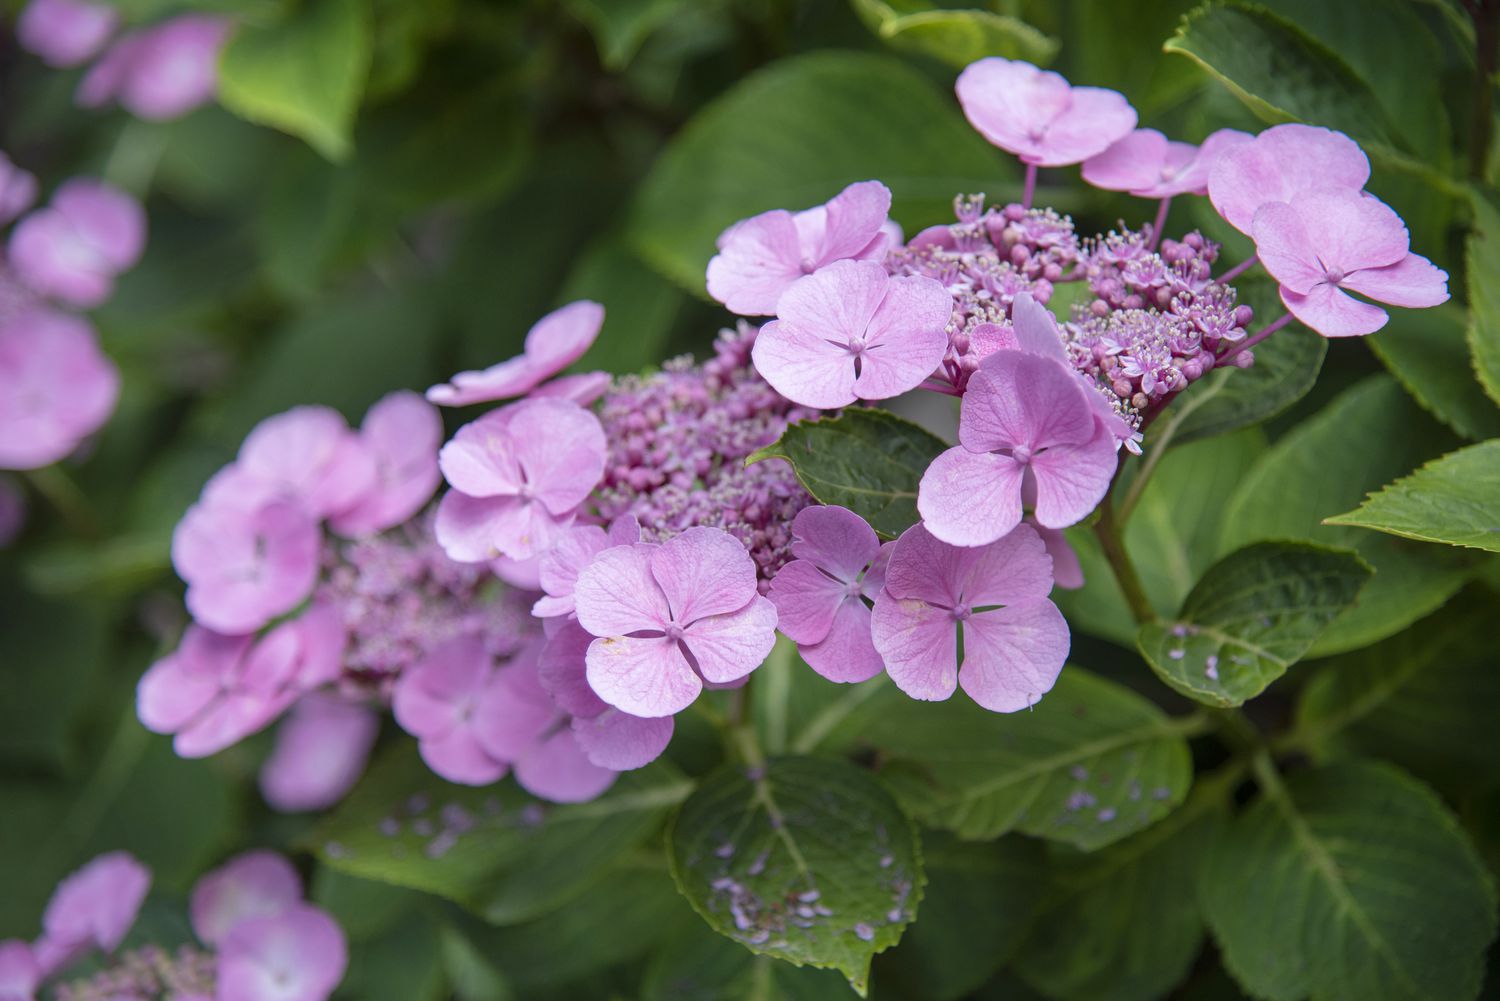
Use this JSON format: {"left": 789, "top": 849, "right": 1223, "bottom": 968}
{"left": 0, "top": 850, "right": 346, "bottom": 1001}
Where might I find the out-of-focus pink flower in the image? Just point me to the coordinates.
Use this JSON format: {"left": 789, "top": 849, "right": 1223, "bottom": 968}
{"left": 707, "top": 181, "right": 894, "bottom": 316}
{"left": 8, "top": 179, "right": 145, "bottom": 309}
{"left": 426, "top": 301, "right": 605, "bottom": 407}
{"left": 32, "top": 852, "right": 150, "bottom": 977}
{"left": 0, "top": 476, "right": 25, "bottom": 547}
{"left": 573, "top": 527, "right": 778, "bottom": 718}
{"left": 232, "top": 406, "right": 377, "bottom": 520}
{"left": 956, "top": 58, "right": 1136, "bottom": 166}
{"left": 0, "top": 154, "right": 38, "bottom": 226}
{"left": 0, "top": 940, "right": 38, "bottom": 1001}
{"left": 0, "top": 308, "right": 119, "bottom": 470}
{"left": 190, "top": 851, "right": 302, "bottom": 947}
{"left": 392, "top": 635, "right": 514, "bottom": 785}
{"left": 1082, "top": 128, "right": 1251, "bottom": 199}
{"left": 137, "top": 604, "right": 346, "bottom": 758}
{"left": 328, "top": 392, "right": 442, "bottom": 537}
{"left": 77, "top": 15, "right": 232, "bottom": 122}
{"left": 872, "top": 523, "right": 1068, "bottom": 712}
{"left": 1252, "top": 189, "right": 1449, "bottom": 337}
{"left": 16, "top": 0, "right": 118, "bottom": 68}
{"left": 1207, "top": 123, "right": 1370, "bottom": 235}
{"left": 172, "top": 496, "right": 320, "bottom": 635}
{"left": 216, "top": 903, "right": 347, "bottom": 1001}
{"left": 769, "top": 506, "right": 890, "bottom": 683}
{"left": 435, "top": 398, "right": 606, "bottom": 562}
{"left": 259, "top": 695, "right": 380, "bottom": 813}
{"left": 751, "top": 259, "right": 950, "bottom": 408}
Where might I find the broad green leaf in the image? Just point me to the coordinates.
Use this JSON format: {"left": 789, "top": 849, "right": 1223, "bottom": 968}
{"left": 667, "top": 755, "right": 924, "bottom": 995}
{"left": 1060, "top": 428, "right": 1266, "bottom": 645}
{"left": 1467, "top": 189, "right": 1500, "bottom": 407}
{"left": 1201, "top": 761, "right": 1498, "bottom": 1001}
{"left": 874, "top": 833, "right": 1046, "bottom": 1001}
{"left": 1326, "top": 440, "right": 1500, "bottom": 553}
{"left": 1369, "top": 305, "right": 1500, "bottom": 441}
{"left": 814, "top": 669, "right": 1198, "bottom": 850}
{"left": 336, "top": 907, "right": 448, "bottom": 1001}
{"left": 1295, "top": 589, "right": 1500, "bottom": 795}
{"left": 312, "top": 869, "right": 425, "bottom": 943}
{"left": 642, "top": 920, "right": 849, "bottom": 1001}
{"left": 566, "top": 0, "right": 691, "bottom": 69}
{"left": 628, "top": 51, "right": 1008, "bottom": 292}
{"left": 218, "top": 0, "right": 371, "bottom": 160}
{"left": 559, "top": 236, "right": 685, "bottom": 377}
{"left": 1016, "top": 795, "right": 1227, "bottom": 1001}
{"left": 0, "top": 581, "right": 107, "bottom": 767}
{"left": 1137, "top": 542, "right": 1372, "bottom": 708}
{"left": 851, "top": 0, "right": 1058, "bottom": 69}
{"left": 1220, "top": 375, "right": 1473, "bottom": 655}
{"left": 312, "top": 747, "right": 692, "bottom": 924}
{"left": 748, "top": 410, "right": 948, "bottom": 538}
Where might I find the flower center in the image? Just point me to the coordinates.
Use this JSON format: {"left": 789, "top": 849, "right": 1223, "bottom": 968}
{"left": 663, "top": 622, "right": 686, "bottom": 642}
{"left": 1010, "top": 444, "right": 1034, "bottom": 464}
{"left": 1324, "top": 268, "right": 1345, "bottom": 285}
{"left": 800, "top": 256, "right": 818, "bottom": 274}
{"left": 844, "top": 579, "right": 865, "bottom": 600}
{"left": 951, "top": 603, "right": 972, "bottom": 622}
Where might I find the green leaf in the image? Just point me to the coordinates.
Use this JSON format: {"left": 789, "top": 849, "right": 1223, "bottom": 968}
{"left": 667, "top": 755, "right": 924, "bottom": 996}
{"left": 1015, "top": 795, "right": 1227, "bottom": 1001}
{"left": 312, "top": 747, "right": 692, "bottom": 924}
{"left": 628, "top": 51, "right": 1008, "bottom": 293}
{"left": 1137, "top": 542, "right": 1372, "bottom": 708}
{"left": 1467, "top": 189, "right": 1500, "bottom": 407}
{"left": 336, "top": 907, "right": 448, "bottom": 1001}
{"left": 851, "top": 0, "right": 1058, "bottom": 69}
{"left": 1326, "top": 440, "right": 1500, "bottom": 553}
{"left": 874, "top": 833, "right": 1047, "bottom": 1001}
{"left": 1201, "top": 761, "right": 1498, "bottom": 1001}
{"left": 558, "top": 236, "right": 685, "bottom": 376}
{"left": 218, "top": 0, "right": 371, "bottom": 160}
{"left": 642, "top": 919, "right": 849, "bottom": 1000}
{"left": 748, "top": 410, "right": 948, "bottom": 539}
{"left": 566, "top": 0, "right": 691, "bottom": 69}
{"left": 812, "top": 669, "right": 1198, "bottom": 850}
{"left": 1220, "top": 375, "right": 1473, "bottom": 655}
{"left": 1369, "top": 305, "right": 1500, "bottom": 441}
{"left": 0, "top": 581, "right": 107, "bottom": 767}
{"left": 1295, "top": 590, "right": 1500, "bottom": 796}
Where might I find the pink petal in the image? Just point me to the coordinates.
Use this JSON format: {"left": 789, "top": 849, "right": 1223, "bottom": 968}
{"left": 586, "top": 634, "right": 701, "bottom": 718}
{"left": 329, "top": 391, "right": 442, "bottom": 536}
{"left": 1343, "top": 252, "right": 1450, "bottom": 309}
{"left": 427, "top": 355, "right": 535, "bottom": 407}
{"left": 574, "top": 543, "right": 671, "bottom": 636}
{"left": 768, "top": 559, "right": 848, "bottom": 644}
{"left": 0, "top": 154, "right": 38, "bottom": 226}
{"left": 1007, "top": 292, "right": 1070, "bottom": 364}
{"left": 800, "top": 598, "right": 884, "bottom": 684}
{"left": 1208, "top": 123, "right": 1370, "bottom": 234}
{"left": 776, "top": 258, "right": 886, "bottom": 346}
{"left": 537, "top": 621, "right": 609, "bottom": 717}
{"left": 392, "top": 635, "right": 491, "bottom": 740}
{"left": 1081, "top": 128, "right": 1168, "bottom": 193}
{"left": 788, "top": 505, "right": 881, "bottom": 581}
{"left": 17, "top": 0, "right": 118, "bottom": 68}
{"left": 958, "top": 600, "right": 1069, "bottom": 712}
{"left": 190, "top": 851, "right": 302, "bottom": 947}
{"left": 956, "top": 58, "right": 1074, "bottom": 162}
{"left": 418, "top": 726, "right": 508, "bottom": 786}
{"left": 1160, "top": 128, "right": 1252, "bottom": 197}
{"left": 1028, "top": 85, "right": 1138, "bottom": 166}
{"left": 1129, "top": 139, "right": 1200, "bottom": 198}
{"left": 1280, "top": 282, "right": 1389, "bottom": 338}
{"left": 534, "top": 524, "right": 609, "bottom": 618}
{"left": 523, "top": 300, "right": 604, "bottom": 374}
{"left": 471, "top": 662, "right": 560, "bottom": 763}
{"left": 51, "top": 179, "right": 146, "bottom": 272}
{"left": 0, "top": 308, "right": 119, "bottom": 469}
{"left": 515, "top": 729, "right": 617, "bottom": 803}
{"left": 1296, "top": 189, "right": 1410, "bottom": 274}
{"left": 807, "top": 180, "right": 892, "bottom": 263}
{"left": 41, "top": 851, "right": 150, "bottom": 960}
{"left": 178, "top": 499, "right": 320, "bottom": 636}
{"left": 258, "top": 696, "right": 378, "bottom": 813}
{"left": 491, "top": 553, "right": 543, "bottom": 589}
{"left": 749, "top": 317, "right": 859, "bottom": 409}
{"left": 650, "top": 527, "right": 759, "bottom": 625}
{"left": 881, "top": 523, "right": 966, "bottom": 606}
{"left": 1028, "top": 421, "right": 1118, "bottom": 528}
{"left": 238, "top": 406, "right": 375, "bottom": 518}
{"left": 175, "top": 690, "right": 293, "bottom": 758}
{"left": 682, "top": 594, "right": 778, "bottom": 684}
{"left": 438, "top": 410, "right": 525, "bottom": 498}
{"left": 1032, "top": 521, "right": 1084, "bottom": 589}
{"left": 217, "top": 904, "right": 348, "bottom": 1001}
{"left": 114, "top": 15, "right": 229, "bottom": 121}
{"left": 706, "top": 209, "right": 806, "bottom": 316}
{"left": 136, "top": 628, "right": 248, "bottom": 734}
{"left": 870, "top": 590, "right": 958, "bottom": 702}
{"left": 1249, "top": 201, "right": 1326, "bottom": 295}
{"left": 961, "top": 352, "right": 1097, "bottom": 453}
{"left": 531, "top": 370, "right": 612, "bottom": 406}
{"left": 855, "top": 274, "right": 951, "bottom": 400}
{"left": 571, "top": 710, "right": 673, "bottom": 770}
{"left": 7, "top": 208, "right": 113, "bottom": 308}
{"left": 0, "top": 940, "right": 38, "bottom": 1000}
{"left": 434, "top": 490, "right": 569, "bottom": 563}
{"left": 504, "top": 399, "right": 606, "bottom": 515}
{"left": 961, "top": 522, "right": 1057, "bottom": 606}
{"left": 918, "top": 446, "right": 1025, "bottom": 548}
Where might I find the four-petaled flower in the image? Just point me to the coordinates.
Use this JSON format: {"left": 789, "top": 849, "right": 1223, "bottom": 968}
{"left": 872, "top": 523, "right": 1068, "bottom": 712}
{"left": 955, "top": 57, "right": 1137, "bottom": 166}
{"left": 0, "top": 308, "right": 119, "bottom": 471}
{"left": 1207, "top": 123, "right": 1369, "bottom": 235}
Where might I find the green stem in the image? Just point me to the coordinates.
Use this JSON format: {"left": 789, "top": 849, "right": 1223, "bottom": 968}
{"left": 1092, "top": 493, "right": 1155, "bottom": 625}
{"left": 1209, "top": 706, "right": 1262, "bottom": 754}
{"left": 1116, "top": 399, "right": 1193, "bottom": 524}
{"left": 25, "top": 466, "right": 102, "bottom": 539}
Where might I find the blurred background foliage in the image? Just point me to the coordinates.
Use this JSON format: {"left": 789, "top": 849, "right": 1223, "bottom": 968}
{"left": 1, "top": 0, "right": 1496, "bottom": 998}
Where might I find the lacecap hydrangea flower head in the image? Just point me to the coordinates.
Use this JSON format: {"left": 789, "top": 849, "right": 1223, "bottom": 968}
{"left": 139, "top": 54, "right": 1449, "bottom": 814}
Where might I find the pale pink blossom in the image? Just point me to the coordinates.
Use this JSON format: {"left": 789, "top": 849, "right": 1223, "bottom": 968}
{"left": 77, "top": 15, "right": 232, "bottom": 121}
{"left": 533, "top": 516, "right": 642, "bottom": 621}
{"left": 172, "top": 496, "right": 320, "bottom": 634}
{"left": 259, "top": 695, "right": 380, "bottom": 812}
{"left": 328, "top": 391, "right": 442, "bottom": 536}
{"left": 8, "top": 179, "right": 145, "bottom": 308}
{"left": 956, "top": 58, "right": 1136, "bottom": 166}
{"left": 231, "top": 406, "right": 377, "bottom": 520}
{"left": 16, "top": 0, "right": 117, "bottom": 68}
{"left": 190, "top": 851, "right": 302, "bottom": 947}
{"left": 0, "top": 940, "right": 38, "bottom": 1001}
{"left": 707, "top": 180, "right": 894, "bottom": 315}
{"left": 426, "top": 301, "right": 606, "bottom": 407}
{"left": 1207, "top": 123, "right": 1370, "bottom": 235}
{"left": 1082, "top": 128, "right": 1251, "bottom": 198}
{"left": 32, "top": 852, "right": 150, "bottom": 977}
{"left": 216, "top": 903, "right": 346, "bottom": 1001}
{"left": 538, "top": 620, "right": 674, "bottom": 771}
{"left": 0, "top": 308, "right": 119, "bottom": 470}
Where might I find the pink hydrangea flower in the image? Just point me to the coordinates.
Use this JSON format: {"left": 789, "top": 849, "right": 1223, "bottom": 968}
{"left": 1251, "top": 189, "right": 1449, "bottom": 338}
{"left": 8, "top": 179, "right": 145, "bottom": 308}
{"left": 706, "top": 180, "right": 894, "bottom": 316}
{"left": 217, "top": 903, "right": 347, "bottom": 1001}
{"left": 172, "top": 495, "right": 320, "bottom": 634}
{"left": 533, "top": 516, "right": 642, "bottom": 621}
{"left": 0, "top": 308, "right": 119, "bottom": 470}
{"left": 230, "top": 405, "right": 377, "bottom": 520}
{"left": 190, "top": 851, "right": 302, "bottom": 947}
{"left": 33, "top": 852, "right": 150, "bottom": 977}
{"left": 0, "top": 153, "right": 38, "bottom": 226}
{"left": 573, "top": 527, "right": 778, "bottom": 718}
{"left": 768, "top": 506, "right": 891, "bottom": 683}
{"left": 871, "top": 523, "right": 1068, "bottom": 712}
{"left": 137, "top": 604, "right": 346, "bottom": 758}
{"left": 538, "top": 620, "right": 675, "bottom": 770}
{"left": 751, "top": 259, "right": 950, "bottom": 409}
{"left": 435, "top": 397, "right": 606, "bottom": 562}
{"left": 955, "top": 58, "right": 1136, "bottom": 166}
{"left": 0, "top": 940, "right": 38, "bottom": 1001}
{"left": 1082, "top": 128, "right": 1251, "bottom": 198}
{"left": 259, "top": 695, "right": 380, "bottom": 813}
{"left": 77, "top": 15, "right": 232, "bottom": 121}
{"left": 1207, "top": 123, "right": 1370, "bottom": 235}
{"left": 16, "top": 0, "right": 118, "bottom": 68}
{"left": 391, "top": 635, "right": 525, "bottom": 785}
{"left": 328, "top": 391, "right": 442, "bottom": 537}
{"left": 426, "top": 301, "right": 606, "bottom": 407}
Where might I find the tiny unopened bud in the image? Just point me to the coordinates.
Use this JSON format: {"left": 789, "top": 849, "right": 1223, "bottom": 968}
{"left": 1234, "top": 304, "right": 1254, "bottom": 326}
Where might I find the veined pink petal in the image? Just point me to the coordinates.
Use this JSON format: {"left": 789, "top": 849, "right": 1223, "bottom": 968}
{"left": 681, "top": 595, "right": 777, "bottom": 684}
{"left": 705, "top": 209, "right": 805, "bottom": 316}
{"left": 958, "top": 600, "right": 1069, "bottom": 712}
{"left": 237, "top": 406, "right": 375, "bottom": 518}
{"left": 434, "top": 490, "right": 570, "bottom": 562}
{"left": 190, "top": 851, "right": 302, "bottom": 947}
{"left": 531, "top": 370, "right": 612, "bottom": 406}
{"left": 1208, "top": 123, "right": 1370, "bottom": 234}
{"left": 800, "top": 598, "right": 884, "bottom": 683}
{"left": 808, "top": 180, "right": 892, "bottom": 263}
{"left": 217, "top": 904, "right": 347, "bottom": 1001}
{"left": 1028, "top": 422, "right": 1118, "bottom": 529}
{"left": 918, "top": 446, "right": 1025, "bottom": 548}
{"left": 1027, "top": 85, "right": 1138, "bottom": 166}
{"left": 585, "top": 634, "right": 701, "bottom": 718}
{"left": 768, "top": 559, "right": 848, "bottom": 644}
{"left": 523, "top": 300, "right": 604, "bottom": 373}
{"left": 392, "top": 635, "right": 491, "bottom": 741}
{"left": 1343, "top": 252, "right": 1450, "bottom": 308}
{"left": 650, "top": 527, "right": 760, "bottom": 625}
{"left": 515, "top": 730, "right": 617, "bottom": 803}
{"left": 1007, "top": 292, "right": 1070, "bottom": 364}
{"left": 505, "top": 399, "right": 606, "bottom": 515}
{"left": 572, "top": 709, "right": 673, "bottom": 770}
{"left": 438, "top": 410, "right": 525, "bottom": 498}
{"left": 1280, "top": 282, "right": 1389, "bottom": 338}
{"left": 574, "top": 543, "right": 671, "bottom": 636}
{"left": 534, "top": 524, "right": 610, "bottom": 619}
{"left": 749, "top": 318, "right": 859, "bottom": 409}
{"left": 1155, "top": 128, "right": 1251, "bottom": 198}
{"left": 1032, "top": 521, "right": 1084, "bottom": 589}
{"left": 537, "top": 620, "right": 610, "bottom": 718}
{"left": 956, "top": 58, "right": 1072, "bottom": 161}
{"left": 960, "top": 522, "right": 1056, "bottom": 606}
{"left": 870, "top": 592, "right": 958, "bottom": 701}
{"left": 854, "top": 274, "right": 951, "bottom": 400}
{"left": 1082, "top": 128, "right": 1168, "bottom": 193}
{"left": 330, "top": 391, "right": 442, "bottom": 536}
{"left": 776, "top": 259, "right": 886, "bottom": 347}
{"left": 961, "top": 352, "right": 1096, "bottom": 454}
{"left": 788, "top": 505, "right": 881, "bottom": 581}
{"left": 471, "top": 661, "right": 559, "bottom": 763}
{"left": 1250, "top": 201, "right": 1326, "bottom": 295}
